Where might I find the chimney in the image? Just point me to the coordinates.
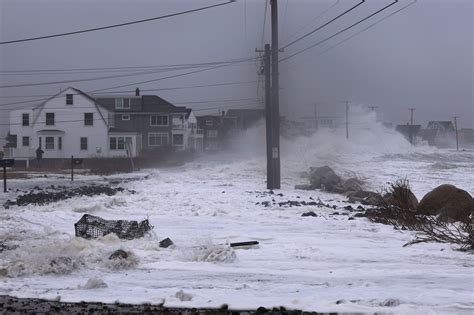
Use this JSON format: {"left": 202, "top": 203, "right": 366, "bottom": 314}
{"left": 135, "top": 88, "right": 140, "bottom": 96}
{"left": 222, "top": 110, "right": 225, "bottom": 117}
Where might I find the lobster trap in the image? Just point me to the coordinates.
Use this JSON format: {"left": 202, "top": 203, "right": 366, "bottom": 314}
{"left": 74, "top": 214, "right": 153, "bottom": 240}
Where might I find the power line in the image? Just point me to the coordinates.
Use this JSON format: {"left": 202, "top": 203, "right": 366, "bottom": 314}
{"left": 283, "top": 0, "right": 340, "bottom": 43}
{"left": 0, "top": 57, "right": 256, "bottom": 75}
{"left": 0, "top": 59, "right": 257, "bottom": 107}
{"left": 281, "top": 0, "right": 365, "bottom": 49}
{"left": 1, "top": 102, "right": 262, "bottom": 126}
{"left": 0, "top": 58, "right": 254, "bottom": 89}
{"left": 0, "top": 1, "right": 236, "bottom": 45}
{"left": 1, "top": 98, "right": 260, "bottom": 111}
{"left": 89, "top": 59, "right": 257, "bottom": 93}
{"left": 0, "top": 80, "right": 258, "bottom": 99}
{"left": 280, "top": 0, "right": 399, "bottom": 63}
{"left": 315, "top": 0, "right": 418, "bottom": 57}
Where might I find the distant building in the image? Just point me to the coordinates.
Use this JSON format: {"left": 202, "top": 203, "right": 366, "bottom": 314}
{"left": 458, "top": 128, "right": 474, "bottom": 148}
{"left": 419, "top": 121, "right": 456, "bottom": 147}
{"left": 395, "top": 124, "right": 421, "bottom": 143}
{"left": 225, "top": 109, "right": 265, "bottom": 130}
{"left": 95, "top": 90, "right": 203, "bottom": 155}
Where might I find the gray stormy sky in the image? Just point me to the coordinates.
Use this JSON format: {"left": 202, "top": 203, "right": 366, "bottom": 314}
{"left": 0, "top": 0, "right": 473, "bottom": 146}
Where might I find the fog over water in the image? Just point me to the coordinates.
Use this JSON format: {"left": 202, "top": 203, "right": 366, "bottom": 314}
{"left": 0, "top": 0, "right": 473, "bottom": 147}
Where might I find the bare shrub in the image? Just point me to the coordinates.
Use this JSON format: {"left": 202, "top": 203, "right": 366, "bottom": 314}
{"left": 367, "top": 179, "right": 473, "bottom": 251}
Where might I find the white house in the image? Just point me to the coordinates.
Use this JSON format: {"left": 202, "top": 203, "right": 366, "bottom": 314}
{"left": 7, "top": 87, "right": 139, "bottom": 160}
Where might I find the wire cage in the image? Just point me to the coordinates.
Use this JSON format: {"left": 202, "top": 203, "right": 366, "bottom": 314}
{"left": 74, "top": 214, "right": 153, "bottom": 240}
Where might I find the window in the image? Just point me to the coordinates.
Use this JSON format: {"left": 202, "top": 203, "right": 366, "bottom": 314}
{"left": 122, "top": 114, "right": 130, "bottom": 121}
{"left": 110, "top": 137, "right": 132, "bottom": 150}
{"left": 45, "top": 137, "right": 54, "bottom": 150}
{"left": 172, "top": 134, "right": 184, "bottom": 146}
{"left": 115, "top": 98, "right": 131, "bottom": 109}
{"left": 58, "top": 137, "right": 62, "bottom": 150}
{"left": 80, "top": 137, "right": 88, "bottom": 150}
{"left": 22, "top": 113, "right": 29, "bottom": 126}
{"left": 150, "top": 115, "right": 168, "bottom": 126}
{"left": 66, "top": 94, "right": 73, "bottom": 105}
{"left": 148, "top": 133, "right": 168, "bottom": 146}
{"left": 172, "top": 115, "right": 184, "bottom": 129}
{"left": 205, "top": 119, "right": 213, "bottom": 126}
{"left": 46, "top": 113, "right": 55, "bottom": 126}
{"left": 84, "top": 113, "right": 93, "bottom": 126}
{"left": 207, "top": 130, "right": 218, "bottom": 138}
{"left": 22, "top": 136, "right": 29, "bottom": 147}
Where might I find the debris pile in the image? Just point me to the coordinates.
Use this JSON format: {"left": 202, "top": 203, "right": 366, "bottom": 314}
{"left": 74, "top": 214, "right": 153, "bottom": 240}
{"left": 5, "top": 185, "right": 135, "bottom": 207}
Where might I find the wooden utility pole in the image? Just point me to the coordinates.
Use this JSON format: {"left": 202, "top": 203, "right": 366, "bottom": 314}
{"left": 270, "top": 0, "right": 280, "bottom": 189}
{"left": 345, "top": 101, "right": 349, "bottom": 139}
{"left": 264, "top": 44, "right": 274, "bottom": 189}
{"left": 453, "top": 116, "right": 459, "bottom": 151}
{"left": 409, "top": 107, "right": 416, "bottom": 145}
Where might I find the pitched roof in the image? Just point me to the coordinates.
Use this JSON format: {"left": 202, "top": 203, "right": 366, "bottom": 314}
{"left": 141, "top": 95, "right": 187, "bottom": 113}
{"left": 31, "top": 87, "right": 109, "bottom": 126}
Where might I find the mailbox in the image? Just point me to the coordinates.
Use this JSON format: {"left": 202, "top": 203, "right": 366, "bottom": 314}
{"left": 0, "top": 159, "right": 15, "bottom": 167}
{"left": 73, "top": 158, "right": 83, "bottom": 166}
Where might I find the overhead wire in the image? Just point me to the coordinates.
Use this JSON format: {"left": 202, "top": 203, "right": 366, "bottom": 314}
{"left": 315, "top": 0, "right": 418, "bottom": 57}
{"left": 0, "top": 57, "right": 258, "bottom": 75}
{"left": 0, "top": 1, "right": 236, "bottom": 45}
{"left": 283, "top": 0, "right": 340, "bottom": 43}
{"left": 279, "top": 0, "right": 400, "bottom": 62}
{"left": 0, "top": 58, "right": 255, "bottom": 89}
{"left": 281, "top": 0, "right": 365, "bottom": 49}
{"left": 0, "top": 80, "right": 258, "bottom": 99}
{"left": 1, "top": 102, "right": 263, "bottom": 126}
{"left": 0, "top": 58, "right": 259, "bottom": 107}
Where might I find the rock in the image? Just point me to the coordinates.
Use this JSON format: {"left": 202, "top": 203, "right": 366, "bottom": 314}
{"left": 308, "top": 166, "right": 342, "bottom": 191}
{"left": 417, "top": 184, "right": 474, "bottom": 222}
{"left": 159, "top": 237, "right": 174, "bottom": 248}
{"left": 294, "top": 184, "right": 313, "bottom": 190}
{"left": 109, "top": 249, "right": 128, "bottom": 260}
{"left": 341, "top": 178, "right": 363, "bottom": 193}
{"left": 301, "top": 211, "right": 317, "bottom": 217}
{"left": 347, "top": 190, "right": 382, "bottom": 205}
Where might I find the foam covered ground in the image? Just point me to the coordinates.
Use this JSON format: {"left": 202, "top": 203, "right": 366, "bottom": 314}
{"left": 1, "top": 112, "right": 473, "bottom": 314}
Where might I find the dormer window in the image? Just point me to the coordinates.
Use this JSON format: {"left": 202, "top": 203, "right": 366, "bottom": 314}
{"left": 66, "top": 94, "right": 74, "bottom": 105}
{"left": 205, "top": 119, "right": 213, "bottom": 126}
{"left": 115, "top": 98, "right": 131, "bottom": 109}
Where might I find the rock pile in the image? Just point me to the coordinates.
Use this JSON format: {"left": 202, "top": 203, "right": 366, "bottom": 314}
{"left": 4, "top": 185, "right": 134, "bottom": 207}
{"left": 296, "top": 166, "right": 382, "bottom": 206}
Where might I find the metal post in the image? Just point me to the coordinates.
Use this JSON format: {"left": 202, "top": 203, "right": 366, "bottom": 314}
{"left": 3, "top": 166, "right": 6, "bottom": 193}
{"left": 409, "top": 108, "right": 416, "bottom": 145}
{"left": 264, "top": 44, "right": 274, "bottom": 189}
{"left": 270, "top": 0, "right": 280, "bottom": 189}
{"left": 453, "top": 116, "right": 459, "bottom": 151}
{"left": 345, "top": 101, "right": 349, "bottom": 139}
{"left": 71, "top": 155, "right": 74, "bottom": 182}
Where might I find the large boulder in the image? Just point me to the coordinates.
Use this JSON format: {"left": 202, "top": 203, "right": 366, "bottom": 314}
{"left": 309, "top": 166, "right": 342, "bottom": 192}
{"left": 417, "top": 184, "right": 474, "bottom": 222}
